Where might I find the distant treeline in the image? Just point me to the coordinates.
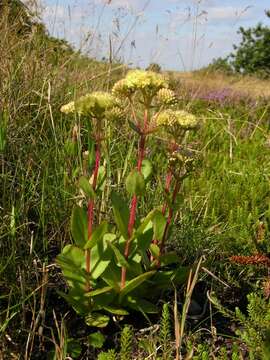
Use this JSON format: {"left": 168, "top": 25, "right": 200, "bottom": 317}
{"left": 205, "top": 10, "right": 270, "bottom": 78}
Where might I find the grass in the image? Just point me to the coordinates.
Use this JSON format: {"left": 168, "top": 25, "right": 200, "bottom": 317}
{"left": 1, "top": 2, "right": 270, "bottom": 359}
{"left": 171, "top": 70, "right": 270, "bottom": 99}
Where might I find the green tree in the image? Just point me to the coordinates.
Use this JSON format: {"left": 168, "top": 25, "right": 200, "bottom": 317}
{"left": 231, "top": 10, "right": 270, "bottom": 77}
{"left": 146, "top": 63, "right": 162, "bottom": 73}
{"left": 202, "top": 57, "right": 233, "bottom": 75}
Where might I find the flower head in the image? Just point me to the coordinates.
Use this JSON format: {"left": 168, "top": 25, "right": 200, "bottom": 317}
{"left": 156, "top": 88, "right": 177, "bottom": 106}
{"left": 157, "top": 109, "right": 198, "bottom": 130}
{"left": 126, "top": 69, "right": 167, "bottom": 93}
{"left": 112, "top": 78, "right": 136, "bottom": 98}
{"left": 60, "top": 101, "right": 75, "bottom": 114}
{"left": 105, "top": 106, "right": 126, "bottom": 122}
{"left": 112, "top": 70, "right": 168, "bottom": 102}
{"left": 75, "top": 91, "right": 118, "bottom": 118}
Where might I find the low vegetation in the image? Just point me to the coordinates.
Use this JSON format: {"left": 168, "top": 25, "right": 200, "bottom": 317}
{"left": 1, "top": 2, "right": 270, "bottom": 359}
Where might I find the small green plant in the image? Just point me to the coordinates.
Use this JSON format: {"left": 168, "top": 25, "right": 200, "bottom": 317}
{"left": 159, "top": 303, "right": 172, "bottom": 359}
{"left": 98, "top": 349, "right": 118, "bottom": 360}
{"left": 209, "top": 291, "right": 270, "bottom": 359}
{"left": 120, "top": 325, "right": 134, "bottom": 360}
{"left": 57, "top": 70, "right": 199, "bottom": 327}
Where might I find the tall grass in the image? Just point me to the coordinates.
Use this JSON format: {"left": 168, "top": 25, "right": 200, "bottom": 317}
{"left": 0, "top": 3, "right": 125, "bottom": 357}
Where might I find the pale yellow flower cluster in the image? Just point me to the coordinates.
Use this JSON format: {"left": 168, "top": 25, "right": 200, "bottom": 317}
{"left": 60, "top": 101, "right": 75, "bottom": 114}
{"left": 112, "top": 78, "right": 136, "bottom": 98}
{"left": 105, "top": 106, "right": 125, "bottom": 122}
{"left": 75, "top": 91, "right": 118, "bottom": 118}
{"left": 60, "top": 91, "right": 121, "bottom": 119}
{"left": 157, "top": 109, "right": 198, "bottom": 130}
{"left": 112, "top": 70, "right": 168, "bottom": 99}
{"left": 156, "top": 88, "right": 177, "bottom": 106}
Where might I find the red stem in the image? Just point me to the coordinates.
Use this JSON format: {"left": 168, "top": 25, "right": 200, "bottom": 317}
{"left": 150, "top": 169, "right": 173, "bottom": 262}
{"left": 121, "top": 110, "right": 148, "bottom": 289}
{"left": 162, "top": 170, "right": 173, "bottom": 214}
{"left": 85, "top": 141, "right": 101, "bottom": 292}
{"left": 137, "top": 135, "right": 145, "bottom": 172}
{"left": 159, "top": 180, "right": 180, "bottom": 257}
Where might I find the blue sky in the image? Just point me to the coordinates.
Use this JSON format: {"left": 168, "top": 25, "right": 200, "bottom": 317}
{"left": 40, "top": 0, "right": 270, "bottom": 70}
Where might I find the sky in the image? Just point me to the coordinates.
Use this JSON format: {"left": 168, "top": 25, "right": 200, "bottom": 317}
{"left": 37, "top": 0, "right": 270, "bottom": 71}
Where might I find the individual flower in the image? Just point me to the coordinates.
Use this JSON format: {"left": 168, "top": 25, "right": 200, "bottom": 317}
{"left": 60, "top": 101, "right": 75, "bottom": 114}
{"left": 156, "top": 88, "right": 177, "bottom": 106}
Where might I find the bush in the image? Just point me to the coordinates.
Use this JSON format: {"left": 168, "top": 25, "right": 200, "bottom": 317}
{"left": 231, "top": 10, "right": 270, "bottom": 77}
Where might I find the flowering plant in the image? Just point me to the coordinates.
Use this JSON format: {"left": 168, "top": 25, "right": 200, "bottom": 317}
{"left": 57, "top": 70, "right": 199, "bottom": 327}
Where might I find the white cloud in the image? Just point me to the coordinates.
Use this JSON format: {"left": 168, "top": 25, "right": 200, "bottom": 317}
{"left": 40, "top": 0, "right": 258, "bottom": 70}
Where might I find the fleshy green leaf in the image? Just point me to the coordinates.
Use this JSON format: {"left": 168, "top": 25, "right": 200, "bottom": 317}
{"left": 96, "top": 166, "right": 106, "bottom": 192}
{"left": 125, "top": 170, "right": 145, "bottom": 196}
{"left": 102, "top": 306, "right": 129, "bottom": 315}
{"left": 61, "top": 244, "right": 85, "bottom": 267}
{"left": 135, "top": 209, "right": 157, "bottom": 236}
{"left": 79, "top": 176, "right": 95, "bottom": 199}
{"left": 152, "top": 210, "right": 167, "bottom": 241}
{"left": 136, "top": 228, "right": 153, "bottom": 252}
{"left": 90, "top": 235, "right": 113, "bottom": 279}
{"left": 111, "top": 191, "right": 129, "bottom": 239}
{"left": 151, "top": 266, "right": 189, "bottom": 290}
{"left": 159, "top": 252, "right": 180, "bottom": 266}
{"left": 141, "top": 159, "right": 153, "bottom": 182}
{"left": 84, "top": 221, "right": 108, "bottom": 250}
{"left": 58, "top": 288, "right": 90, "bottom": 315}
{"left": 86, "top": 286, "right": 113, "bottom": 297}
{"left": 131, "top": 253, "right": 141, "bottom": 263}
{"left": 71, "top": 206, "right": 88, "bottom": 248}
{"left": 67, "top": 339, "right": 82, "bottom": 357}
{"left": 119, "top": 270, "right": 156, "bottom": 301}
{"left": 125, "top": 296, "right": 158, "bottom": 314}
{"left": 101, "top": 262, "right": 121, "bottom": 292}
{"left": 88, "top": 332, "right": 106, "bottom": 349}
{"left": 85, "top": 312, "right": 110, "bottom": 328}
{"left": 108, "top": 242, "right": 130, "bottom": 269}
{"left": 56, "top": 245, "right": 87, "bottom": 289}
{"left": 149, "top": 243, "right": 160, "bottom": 258}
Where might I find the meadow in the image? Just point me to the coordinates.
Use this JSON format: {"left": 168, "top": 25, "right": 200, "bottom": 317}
{"left": 0, "top": 3, "right": 270, "bottom": 359}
